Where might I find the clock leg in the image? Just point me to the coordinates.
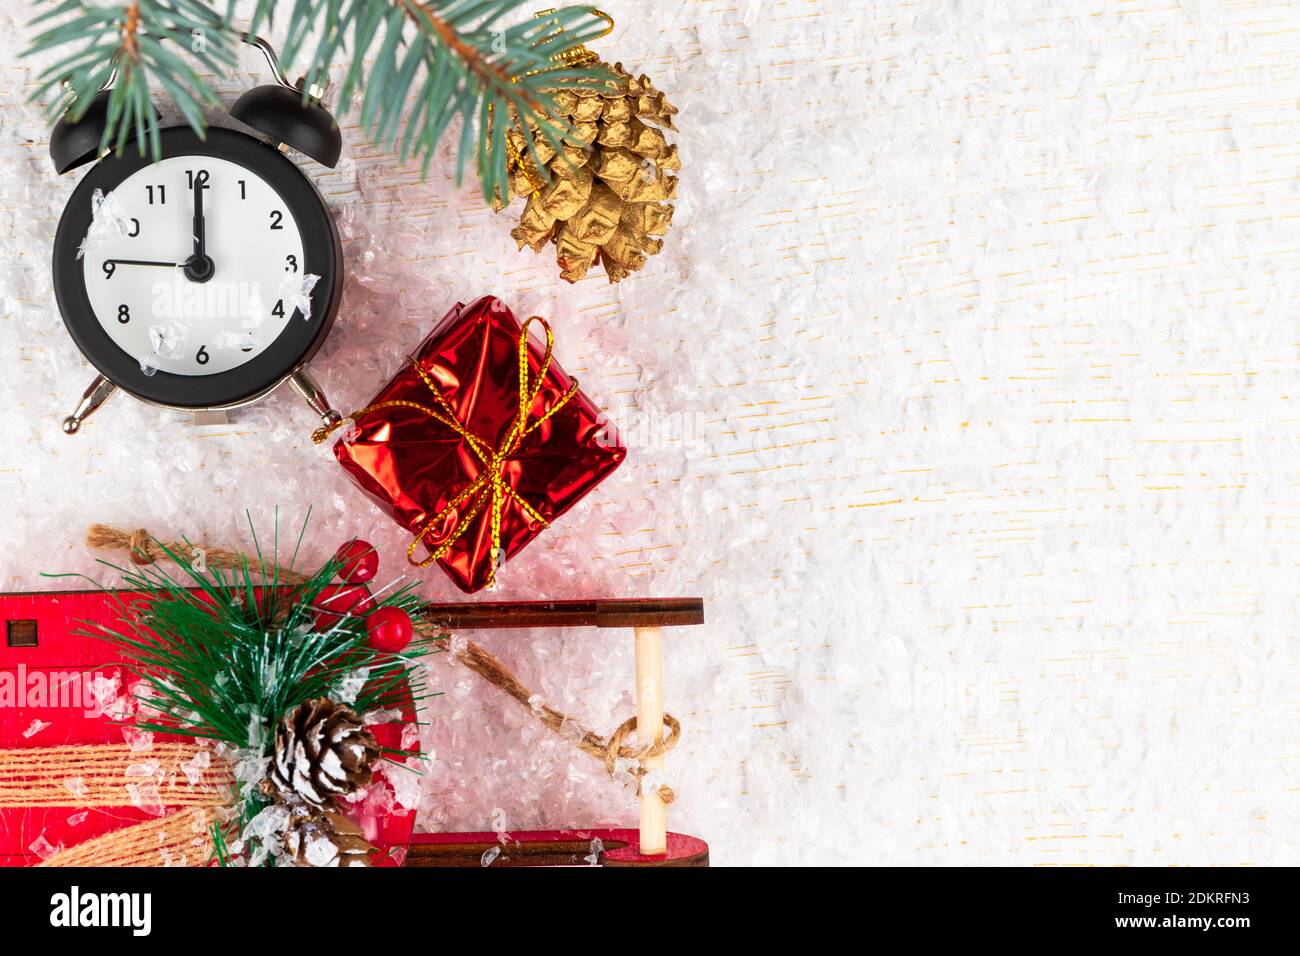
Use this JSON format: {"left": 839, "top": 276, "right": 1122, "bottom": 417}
{"left": 288, "top": 368, "right": 342, "bottom": 429}
{"left": 62, "top": 374, "right": 117, "bottom": 434}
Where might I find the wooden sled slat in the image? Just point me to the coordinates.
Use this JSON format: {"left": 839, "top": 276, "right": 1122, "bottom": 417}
{"left": 421, "top": 597, "right": 704, "bottom": 631}
{"left": 404, "top": 828, "right": 709, "bottom": 867}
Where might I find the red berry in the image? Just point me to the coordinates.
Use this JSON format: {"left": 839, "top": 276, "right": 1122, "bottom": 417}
{"left": 366, "top": 606, "right": 414, "bottom": 653}
{"left": 312, "top": 584, "right": 375, "bottom": 631}
{"left": 334, "top": 539, "right": 379, "bottom": 584}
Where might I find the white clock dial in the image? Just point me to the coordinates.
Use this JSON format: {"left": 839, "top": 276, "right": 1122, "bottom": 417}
{"left": 81, "top": 155, "right": 307, "bottom": 377}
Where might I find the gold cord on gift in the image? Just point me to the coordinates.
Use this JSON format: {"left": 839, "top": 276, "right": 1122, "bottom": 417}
{"left": 311, "top": 316, "right": 580, "bottom": 587}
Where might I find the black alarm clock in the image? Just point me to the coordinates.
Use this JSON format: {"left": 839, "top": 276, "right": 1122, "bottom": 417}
{"left": 50, "top": 35, "right": 344, "bottom": 434}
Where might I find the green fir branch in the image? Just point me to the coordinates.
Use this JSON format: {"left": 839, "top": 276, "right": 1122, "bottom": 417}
{"left": 25, "top": 1, "right": 237, "bottom": 158}
{"left": 23, "top": 0, "right": 615, "bottom": 202}
{"left": 49, "top": 521, "right": 433, "bottom": 750}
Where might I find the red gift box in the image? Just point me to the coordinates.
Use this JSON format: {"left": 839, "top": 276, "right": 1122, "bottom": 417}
{"left": 328, "top": 296, "right": 626, "bottom": 593}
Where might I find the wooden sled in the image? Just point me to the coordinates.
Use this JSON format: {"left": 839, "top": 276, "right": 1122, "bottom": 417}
{"left": 416, "top": 597, "right": 709, "bottom": 867}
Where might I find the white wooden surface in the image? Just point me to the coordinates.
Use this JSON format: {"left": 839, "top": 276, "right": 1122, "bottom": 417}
{"left": 0, "top": 1, "right": 1297, "bottom": 865}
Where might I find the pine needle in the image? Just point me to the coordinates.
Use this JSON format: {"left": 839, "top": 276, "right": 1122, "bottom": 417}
{"left": 68, "top": 520, "right": 431, "bottom": 752}
{"left": 23, "top": 0, "right": 614, "bottom": 200}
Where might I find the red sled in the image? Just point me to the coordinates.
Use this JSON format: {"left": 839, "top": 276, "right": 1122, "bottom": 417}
{"left": 0, "top": 587, "right": 415, "bottom": 867}
{"left": 1, "top": 590, "right": 709, "bottom": 867}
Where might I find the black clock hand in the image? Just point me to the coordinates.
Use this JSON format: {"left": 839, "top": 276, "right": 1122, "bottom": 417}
{"left": 192, "top": 175, "right": 206, "bottom": 259}
{"left": 101, "top": 259, "right": 182, "bottom": 278}
{"left": 183, "top": 170, "right": 215, "bottom": 283}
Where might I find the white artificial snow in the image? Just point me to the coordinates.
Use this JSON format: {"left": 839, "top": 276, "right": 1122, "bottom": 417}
{"left": 121, "top": 727, "right": 154, "bottom": 753}
{"left": 489, "top": 806, "right": 509, "bottom": 843}
{"left": 243, "top": 802, "right": 290, "bottom": 843}
{"left": 243, "top": 801, "right": 292, "bottom": 866}
{"left": 180, "top": 748, "right": 210, "bottom": 787}
{"left": 278, "top": 272, "right": 320, "bottom": 320}
{"left": 383, "top": 762, "right": 423, "bottom": 812}
{"left": 1, "top": 1, "right": 1298, "bottom": 865}
{"left": 76, "top": 188, "right": 132, "bottom": 259}
{"left": 27, "top": 833, "right": 62, "bottom": 861}
{"left": 246, "top": 714, "right": 266, "bottom": 752}
{"left": 21, "top": 718, "right": 49, "bottom": 738}
{"left": 125, "top": 781, "right": 164, "bottom": 817}
{"left": 399, "top": 724, "right": 421, "bottom": 752}
{"left": 86, "top": 675, "right": 133, "bottom": 722}
{"left": 331, "top": 668, "right": 369, "bottom": 704}
{"left": 229, "top": 749, "right": 271, "bottom": 800}
{"left": 335, "top": 416, "right": 360, "bottom": 445}
{"left": 640, "top": 768, "right": 669, "bottom": 802}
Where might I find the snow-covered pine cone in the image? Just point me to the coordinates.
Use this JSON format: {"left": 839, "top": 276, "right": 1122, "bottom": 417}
{"left": 283, "top": 803, "right": 375, "bottom": 868}
{"left": 268, "top": 698, "right": 379, "bottom": 808}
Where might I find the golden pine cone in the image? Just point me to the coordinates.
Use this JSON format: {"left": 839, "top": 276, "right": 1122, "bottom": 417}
{"left": 267, "top": 698, "right": 379, "bottom": 809}
{"left": 501, "top": 62, "right": 679, "bottom": 283}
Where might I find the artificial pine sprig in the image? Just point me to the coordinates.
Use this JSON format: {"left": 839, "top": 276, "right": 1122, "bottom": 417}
{"left": 23, "top": 0, "right": 614, "bottom": 203}
{"left": 64, "top": 527, "right": 432, "bottom": 750}
{"left": 25, "top": 1, "right": 237, "bottom": 160}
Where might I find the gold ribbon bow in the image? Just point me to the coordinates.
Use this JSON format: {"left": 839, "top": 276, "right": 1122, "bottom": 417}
{"left": 313, "top": 316, "right": 580, "bottom": 588}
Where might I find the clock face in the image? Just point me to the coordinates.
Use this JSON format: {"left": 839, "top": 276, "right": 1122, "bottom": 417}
{"left": 54, "top": 126, "right": 342, "bottom": 410}
{"left": 81, "top": 155, "right": 307, "bottom": 377}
